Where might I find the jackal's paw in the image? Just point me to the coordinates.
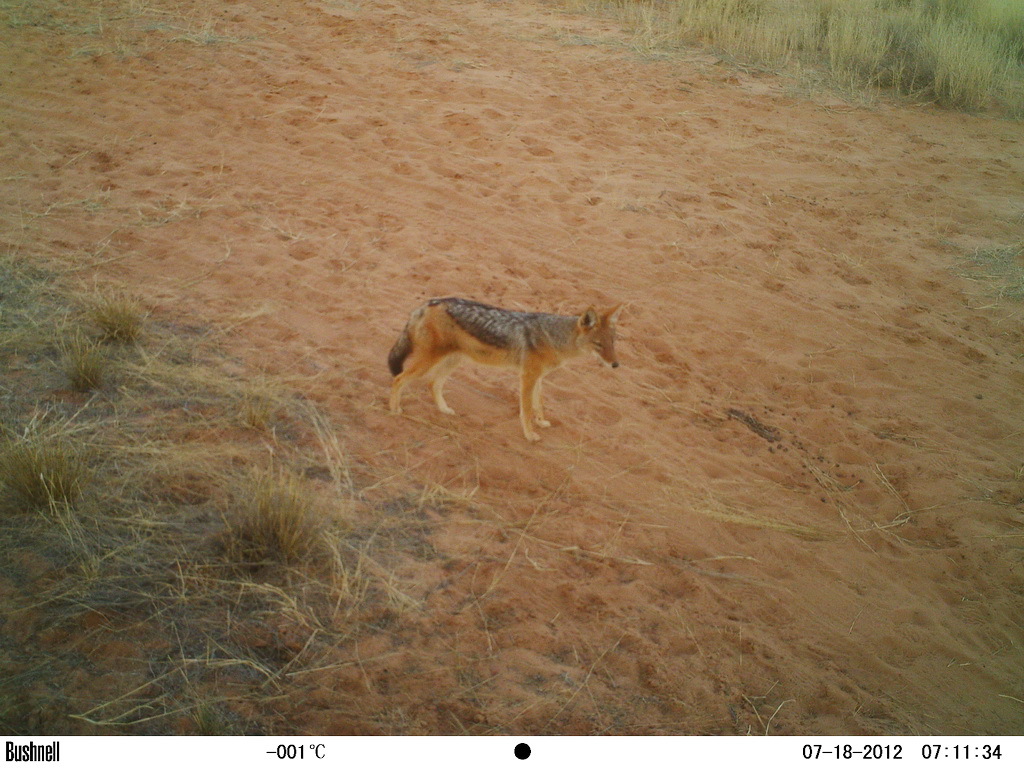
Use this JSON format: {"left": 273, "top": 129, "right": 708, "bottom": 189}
{"left": 389, "top": 405, "right": 403, "bottom": 415}
{"left": 534, "top": 418, "right": 552, "bottom": 428}
{"left": 524, "top": 430, "right": 541, "bottom": 442}
{"left": 438, "top": 405, "right": 457, "bottom": 416}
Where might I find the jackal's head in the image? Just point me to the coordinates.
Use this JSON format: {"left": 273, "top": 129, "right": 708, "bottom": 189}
{"left": 577, "top": 304, "right": 623, "bottom": 368}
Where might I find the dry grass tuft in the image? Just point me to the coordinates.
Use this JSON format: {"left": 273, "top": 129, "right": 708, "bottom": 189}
{"left": 0, "top": 251, "right": 63, "bottom": 355}
{"left": 237, "top": 377, "right": 282, "bottom": 431}
{"left": 171, "top": 18, "right": 244, "bottom": 46}
{"left": 190, "top": 701, "right": 234, "bottom": 735}
{"left": 0, "top": 424, "right": 90, "bottom": 513}
{"left": 220, "top": 468, "right": 324, "bottom": 566}
{"left": 690, "top": 490, "right": 834, "bottom": 540}
{"left": 60, "top": 330, "right": 107, "bottom": 392}
{"left": 86, "top": 289, "right": 146, "bottom": 344}
{"left": 957, "top": 241, "right": 1024, "bottom": 300}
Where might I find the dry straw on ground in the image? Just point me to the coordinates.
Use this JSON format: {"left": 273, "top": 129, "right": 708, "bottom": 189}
{"left": 0, "top": 254, "right": 420, "bottom": 734}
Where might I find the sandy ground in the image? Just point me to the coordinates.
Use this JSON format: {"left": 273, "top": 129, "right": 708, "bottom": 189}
{"left": 3, "top": 0, "right": 1024, "bottom": 735}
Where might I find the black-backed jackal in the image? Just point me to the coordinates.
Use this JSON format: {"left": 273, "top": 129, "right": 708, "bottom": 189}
{"left": 388, "top": 297, "right": 623, "bottom": 442}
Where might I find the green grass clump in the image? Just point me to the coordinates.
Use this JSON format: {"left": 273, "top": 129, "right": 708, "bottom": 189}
{"left": 575, "top": 0, "right": 1024, "bottom": 115}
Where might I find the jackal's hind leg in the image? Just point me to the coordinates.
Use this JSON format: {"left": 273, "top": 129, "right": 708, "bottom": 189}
{"left": 389, "top": 374, "right": 411, "bottom": 414}
{"left": 390, "top": 348, "right": 449, "bottom": 415}
{"left": 429, "top": 355, "right": 461, "bottom": 416}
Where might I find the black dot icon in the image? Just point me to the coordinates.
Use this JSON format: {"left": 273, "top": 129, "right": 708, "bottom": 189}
{"left": 514, "top": 742, "right": 531, "bottom": 760}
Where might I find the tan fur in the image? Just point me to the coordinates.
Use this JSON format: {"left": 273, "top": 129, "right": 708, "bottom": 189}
{"left": 388, "top": 297, "right": 623, "bottom": 441}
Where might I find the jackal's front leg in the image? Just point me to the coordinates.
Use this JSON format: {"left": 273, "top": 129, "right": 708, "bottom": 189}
{"left": 531, "top": 378, "right": 551, "bottom": 428}
{"left": 519, "top": 365, "right": 544, "bottom": 442}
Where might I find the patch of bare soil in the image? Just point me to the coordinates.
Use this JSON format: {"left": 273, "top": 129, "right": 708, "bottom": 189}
{"left": 2, "top": 0, "right": 1023, "bottom": 735}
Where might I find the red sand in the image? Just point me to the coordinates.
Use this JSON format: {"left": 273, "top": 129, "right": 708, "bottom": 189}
{"left": 3, "top": 0, "right": 1023, "bottom": 735}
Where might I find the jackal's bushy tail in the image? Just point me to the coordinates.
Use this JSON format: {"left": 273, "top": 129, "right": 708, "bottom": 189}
{"left": 387, "top": 305, "right": 425, "bottom": 376}
{"left": 388, "top": 327, "right": 411, "bottom": 376}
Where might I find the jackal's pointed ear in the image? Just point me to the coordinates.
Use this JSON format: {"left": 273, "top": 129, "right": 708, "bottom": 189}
{"left": 606, "top": 303, "right": 624, "bottom": 324}
{"left": 579, "top": 307, "right": 598, "bottom": 330}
